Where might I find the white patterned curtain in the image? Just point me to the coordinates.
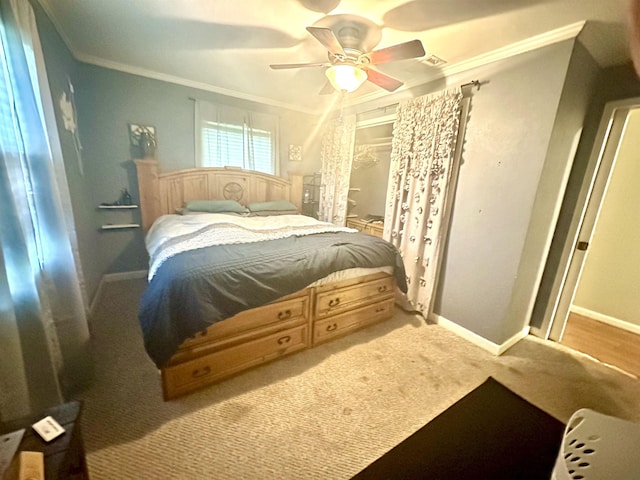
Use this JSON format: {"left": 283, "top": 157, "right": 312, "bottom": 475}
{"left": 384, "top": 88, "right": 463, "bottom": 316}
{"left": 318, "top": 113, "right": 356, "bottom": 225}
{"left": 0, "top": 0, "right": 91, "bottom": 420}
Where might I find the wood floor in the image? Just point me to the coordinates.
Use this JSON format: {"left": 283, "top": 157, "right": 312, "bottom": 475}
{"left": 561, "top": 312, "right": 640, "bottom": 378}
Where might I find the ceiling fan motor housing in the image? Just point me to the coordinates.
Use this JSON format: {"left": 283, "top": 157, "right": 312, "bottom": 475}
{"left": 314, "top": 14, "right": 382, "bottom": 53}
{"left": 270, "top": 13, "right": 423, "bottom": 93}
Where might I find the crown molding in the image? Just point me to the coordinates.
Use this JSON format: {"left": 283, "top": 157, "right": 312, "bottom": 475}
{"left": 37, "top": 0, "right": 585, "bottom": 117}
{"left": 349, "top": 21, "right": 586, "bottom": 109}
{"left": 38, "top": 0, "right": 80, "bottom": 58}
{"left": 36, "top": 0, "right": 318, "bottom": 114}
{"left": 73, "top": 52, "right": 320, "bottom": 115}
{"left": 440, "top": 21, "right": 586, "bottom": 77}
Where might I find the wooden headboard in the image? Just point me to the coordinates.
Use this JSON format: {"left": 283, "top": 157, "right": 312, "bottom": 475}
{"left": 135, "top": 159, "right": 304, "bottom": 230}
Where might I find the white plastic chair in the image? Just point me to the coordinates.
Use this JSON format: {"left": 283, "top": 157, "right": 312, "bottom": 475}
{"left": 551, "top": 408, "right": 640, "bottom": 480}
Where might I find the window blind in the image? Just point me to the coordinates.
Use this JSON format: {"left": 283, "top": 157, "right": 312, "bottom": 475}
{"left": 196, "top": 101, "right": 278, "bottom": 175}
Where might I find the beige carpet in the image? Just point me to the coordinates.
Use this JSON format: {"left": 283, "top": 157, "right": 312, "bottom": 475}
{"left": 78, "top": 278, "right": 640, "bottom": 479}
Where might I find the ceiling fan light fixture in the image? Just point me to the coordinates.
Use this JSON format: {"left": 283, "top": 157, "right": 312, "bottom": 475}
{"left": 325, "top": 65, "right": 367, "bottom": 92}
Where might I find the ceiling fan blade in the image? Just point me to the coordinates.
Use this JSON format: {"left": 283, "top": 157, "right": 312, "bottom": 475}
{"left": 319, "top": 80, "right": 335, "bottom": 95}
{"left": 368, "top": 39, "right": 426, "bottom": 65}
{"left": 306, "top": 26, "right": 345, "bottom": 56}
{"left": 363, "top": 68, "right": 404, "bottom": 92}
{"left": 270, "top": 62, "right": 329, "bottom": 69}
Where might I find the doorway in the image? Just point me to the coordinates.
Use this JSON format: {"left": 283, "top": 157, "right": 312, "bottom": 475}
{"left": 535, "top": 98, "right": 640, "bottom": 376}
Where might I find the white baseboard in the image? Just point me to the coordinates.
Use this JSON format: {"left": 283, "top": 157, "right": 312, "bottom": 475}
{"left": 429, "top": 313, "right": 530, "bottom": 356}
{"left": 570, "top": 305, "right": 640, "bottom": 336}
{"left": 89, "top": 270, "right": 148, "bottom": 318}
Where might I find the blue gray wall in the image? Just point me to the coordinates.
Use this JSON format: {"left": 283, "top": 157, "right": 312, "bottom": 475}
{"left": 353, "top": 39, "right": 593, "bottom": 345}
{"left": 34, "top": 4, "right": 640, "bottom": 347}
{"left": 32, "top": 1, "right": 99, "bottom": 299}
{"left": 71, "top": 65, "right": 322, "bottom": 294}
{"left": 503, "top": 40, "right": 601, "bottom": 340}
{"left": 432, "top": 41, "right": 577, "bottom": 345}
{"left": 34, "top": 5, "right": 321, "bottom": 301}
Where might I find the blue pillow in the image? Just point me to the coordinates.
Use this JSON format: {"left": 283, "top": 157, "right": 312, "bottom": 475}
{"left": 247, "top": 200, "right": 297, "bottom": 213}
{"left": 184, "top": 200, "right": 249, "bottom": 214}
{"left": 249, "top": 209, "right": 299, "bottom": 217}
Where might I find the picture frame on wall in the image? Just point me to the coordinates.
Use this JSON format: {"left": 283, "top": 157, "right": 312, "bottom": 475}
{"left": 129, "top": 124, "right": 157, "bottom": 158}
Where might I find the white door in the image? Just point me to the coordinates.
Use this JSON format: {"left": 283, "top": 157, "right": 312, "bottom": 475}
{"left": 533, "top": 98, "right": 640, "bottom": 340}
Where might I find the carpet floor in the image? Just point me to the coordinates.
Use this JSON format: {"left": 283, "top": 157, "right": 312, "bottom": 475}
{"left": 77, "top": 278, "right": 640, "bottom": 479}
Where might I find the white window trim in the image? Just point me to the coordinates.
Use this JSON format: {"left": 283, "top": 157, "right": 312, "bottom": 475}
{"left": 194, "top": 100, "right": 279, "bottom": 176}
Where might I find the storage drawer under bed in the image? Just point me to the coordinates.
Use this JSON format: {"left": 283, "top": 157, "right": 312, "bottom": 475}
{"left": 314, "top": 275, "right": 394, "bottom": 319}
{"left": 162, "top": 323, "right": 310, "bottom": 400}
{"left": 313, "top": 297, "right": 395, "bottom": 345}
{"left": 177, "top": 290, "right": 310, "bottom": 352}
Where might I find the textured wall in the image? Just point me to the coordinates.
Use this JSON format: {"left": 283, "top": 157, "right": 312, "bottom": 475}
{"left": 352, "top": 40, "right": 580, "bottom": 345}
{"left": 35, "top": 6, "right": 322, "bottom": 301}
{"left": 73, "top": 64, "right": 322, "bottom": 295}
{"left": 32, "top": 1, "right": 103, "bottom": 303}
{"left": 432, "top": 41, "right": 577, "bottom": 344}
{"left": 35, "top": 2, "right": 618, "bottom": 344}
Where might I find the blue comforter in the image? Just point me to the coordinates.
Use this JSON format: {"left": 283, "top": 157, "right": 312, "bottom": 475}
{"left": 139, "top": 231, "right": 407, "bottom": 367}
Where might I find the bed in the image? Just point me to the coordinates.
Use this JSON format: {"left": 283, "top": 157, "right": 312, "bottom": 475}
{"left": 135, "top": 159, "right": 407, "bottom": 400}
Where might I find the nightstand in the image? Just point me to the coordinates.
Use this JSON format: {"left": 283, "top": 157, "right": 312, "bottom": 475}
{"left": 0, "top": 401, "right": 89, "bottom": 479}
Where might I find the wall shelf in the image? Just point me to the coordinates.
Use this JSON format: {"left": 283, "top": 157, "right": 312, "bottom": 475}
{"left": 99, "top": 203, "right": 140, "bottom": 230}
{"left": 100, "top": 223, "right": 140, "bottom": 230}
{"left": 98, "top": 204, "right": 139, "bottom": 209}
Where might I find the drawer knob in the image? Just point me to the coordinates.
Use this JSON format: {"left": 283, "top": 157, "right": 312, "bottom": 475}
{"left": 277, "top": 335, "right": 291, "bottom": 345}
{"left": 278, "top": 309, "right": 292, "bottom": 320}
{"left": 192, "top": 366, "right": 211, "bottom": 378}
{"left": 375, "top": 307, "right": 385, "bottom": 313}
{"left": 378, "top": 285, "right": 388, "bottom": 293}
{"left": 328, "top": 297, "right": 341, "bottom": 307}
{"left": 326, "top": 323, "right": 338, "bottom": 332}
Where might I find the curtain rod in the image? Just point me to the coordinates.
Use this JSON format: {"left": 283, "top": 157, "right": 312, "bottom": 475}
{"left": 356, "top": 79, "right": 482, "bottom": 118}
{"left": 461, "top": 80, "right": 481, "bottom": 89}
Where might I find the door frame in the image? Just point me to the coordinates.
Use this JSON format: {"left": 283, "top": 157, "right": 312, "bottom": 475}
{"left": 532, "top": 97, "right": 640, "bottom": 340}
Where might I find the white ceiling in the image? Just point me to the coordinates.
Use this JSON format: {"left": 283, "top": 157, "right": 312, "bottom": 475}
{"left": 39, "top": 0, "right": 631, "bottom": 114}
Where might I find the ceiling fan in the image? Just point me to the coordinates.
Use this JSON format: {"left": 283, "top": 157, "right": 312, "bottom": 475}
{"left": 269, "top": 16, "right": 426, "bottom": 94}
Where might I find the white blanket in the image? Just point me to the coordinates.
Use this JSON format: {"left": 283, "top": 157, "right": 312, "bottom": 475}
{"left": 146, "top": 213, "right": 356, "bottom": 280}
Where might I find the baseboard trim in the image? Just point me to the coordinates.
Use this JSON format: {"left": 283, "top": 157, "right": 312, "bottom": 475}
{"left": 429, "top": 313, "right": 530, "bottom": 356}
{"left": 89, "top": 270, "right": 148, "bottom": 319}
{"left": 102, "top": 270, "right": 148, "bottom": 282}
{"left": 570, "top": 305, "right": 640, "bottom": 336}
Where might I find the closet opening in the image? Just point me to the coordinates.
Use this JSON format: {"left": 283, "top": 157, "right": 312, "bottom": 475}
{"left": 347, "top": 114, "right": 395, "bottom": 236}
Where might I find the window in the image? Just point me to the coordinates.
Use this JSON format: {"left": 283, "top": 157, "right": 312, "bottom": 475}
{"left": 196, "top": 101, "right": 279, "bottom": 175}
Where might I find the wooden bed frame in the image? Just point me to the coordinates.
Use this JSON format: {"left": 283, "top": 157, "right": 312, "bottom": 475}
{"left": 135, "top": 159, "right": 397, "bottom": 400}
{"left": 134, "top": 159, "right": 305, "bottom": 230}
